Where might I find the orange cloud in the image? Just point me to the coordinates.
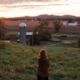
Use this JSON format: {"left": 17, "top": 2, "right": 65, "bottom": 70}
{"left": 0, "top": 0, "right": 80, "bottom": 17}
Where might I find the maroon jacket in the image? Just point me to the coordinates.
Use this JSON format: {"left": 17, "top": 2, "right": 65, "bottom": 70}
{"left": 38, "top": 59, "right": 50, "bottom": 77}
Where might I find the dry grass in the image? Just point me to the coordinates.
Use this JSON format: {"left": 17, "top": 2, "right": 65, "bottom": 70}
{"left": 0, "top": 42, "right": 80, "bottom": 80}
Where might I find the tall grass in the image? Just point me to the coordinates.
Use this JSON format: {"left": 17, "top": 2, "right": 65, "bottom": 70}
{"left": 0, "top": 42, "right": 80, "bottom": 80}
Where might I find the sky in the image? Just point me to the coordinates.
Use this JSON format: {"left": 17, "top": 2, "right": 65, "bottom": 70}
{"left": 0, "top": 0, "right": 80, "bottom": 18}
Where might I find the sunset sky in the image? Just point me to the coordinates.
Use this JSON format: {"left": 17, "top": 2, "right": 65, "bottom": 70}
{"left": 0, "top": 0, "right": 80, "bottom": 18}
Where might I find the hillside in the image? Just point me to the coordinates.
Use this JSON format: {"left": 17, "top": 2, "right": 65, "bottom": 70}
{"left": 0, "top": 42, "right": 80, "bottom": 80}
{"left": 0, "top": 15, "right": 80, "bottom": 33}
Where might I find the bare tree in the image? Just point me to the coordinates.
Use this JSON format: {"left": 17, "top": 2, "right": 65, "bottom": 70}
{"left": 34, "top": 21, "right": 52, "bottom": 41}
{"left": 0, "top": 20, "right": 7, "bottom": 40}
{"left": 78, "top": 38, "right": 80, "bottom": 48}
{"left": 54, "top": 20, "right": 62, "bottom": 33}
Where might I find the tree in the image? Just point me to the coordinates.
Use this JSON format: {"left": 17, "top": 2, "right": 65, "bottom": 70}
{"left": 54, "top": 20, "right": 62, "bottom": 33}
{"left": 78, "top": 38, "right": 80, "bottom": 48}
{"left": 0, "top": 20, "right": 7, "bottom": 40}
{"left": 34, "top": 21, "right": 52, "bottom": 41}
{"left": 32, "top": 32, "right": 40, "bottom": 45}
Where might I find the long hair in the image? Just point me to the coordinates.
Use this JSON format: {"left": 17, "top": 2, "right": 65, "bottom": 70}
{"left": 38, "top": 49, "right": 48, "bottom": 64}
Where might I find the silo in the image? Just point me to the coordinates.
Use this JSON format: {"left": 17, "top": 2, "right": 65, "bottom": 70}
{"left": 19, "top": 22, "right": 27, "bottom": 44}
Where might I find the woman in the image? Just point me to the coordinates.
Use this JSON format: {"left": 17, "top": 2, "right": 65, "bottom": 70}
{"left": 37, "top": 49, "right": 50, "bottom": 80}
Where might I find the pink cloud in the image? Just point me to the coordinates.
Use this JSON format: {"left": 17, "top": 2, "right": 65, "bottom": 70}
{"left": 0, "top": 0, "right": 61, "bottom": 4}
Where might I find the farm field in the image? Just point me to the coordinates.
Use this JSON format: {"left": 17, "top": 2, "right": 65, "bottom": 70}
{"left": 0, "top": 42, "right": 80, "bottom": 80}
{"left": 0, "top": 2, "right": 80, "bottom": 80}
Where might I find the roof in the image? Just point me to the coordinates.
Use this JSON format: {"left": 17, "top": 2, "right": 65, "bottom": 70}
{"left": 18, "top": 32, "right": 33, "bottom": 36}
{"left": 19, "top": 22, "right": 27, "bottom": 27}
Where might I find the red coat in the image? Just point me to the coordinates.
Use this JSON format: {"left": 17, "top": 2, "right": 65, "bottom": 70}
{"left": 38, "top": 59, "right": 50, "bottom": 77}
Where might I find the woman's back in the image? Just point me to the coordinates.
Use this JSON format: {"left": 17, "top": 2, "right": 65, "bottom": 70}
{"left": 38, "top": 59, "right": 49, "bottom": 73}
{"left": 38, "top": 49, "right": 50, "bottom": 77}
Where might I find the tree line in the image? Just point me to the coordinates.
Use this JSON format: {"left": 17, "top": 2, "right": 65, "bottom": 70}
{"left": 0, "top": 20, "right": 80, "bottom": 47}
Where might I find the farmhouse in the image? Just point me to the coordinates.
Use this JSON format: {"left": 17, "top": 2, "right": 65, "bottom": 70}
{"left": 17, "top": 32, "right": 39, "bottom": 45}
{"left": 62, "top": 21, "right": 79, "bottom": 27}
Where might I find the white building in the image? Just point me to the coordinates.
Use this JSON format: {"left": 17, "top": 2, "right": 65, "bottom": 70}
{"left": 68, "top": 22, "right": 78, "bottom": 27}
{"left": 62, "top": 21, "right": 78, "bottom": 27}
{"left": 18, "top": 32, "right": 33, "bottom": 36}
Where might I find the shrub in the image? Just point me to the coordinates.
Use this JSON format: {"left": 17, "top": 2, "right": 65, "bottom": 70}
{"left": 0, "top": 20, "right": 7, "bottom": 40}
{"left": 78, "top": 39, "right": 80, "bottom": 47}
{"left": 0, "top": 40, "right": 5, "bottom": 49}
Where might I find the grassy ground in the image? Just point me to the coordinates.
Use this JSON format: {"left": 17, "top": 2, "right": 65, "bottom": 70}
{"left": 52, "top": 33, "right": 80, "bottom": 40}
{"left": 7, "top": 31, "right": 18, "bottom": 36}
{"left": 0, "top": 42, "right": 80, "bottom": 80}
{"left": 7, "top": 31, "right": 80, "bottom": 40}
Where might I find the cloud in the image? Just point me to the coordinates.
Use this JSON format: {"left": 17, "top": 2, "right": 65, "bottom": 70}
{"left": 0, "top": 0, "right": 62, "bottom": 4}
{"left": 0, "top": 0, "right": 80, "bottom": 17}
{"left": 0, "top": 0, "right": 69, "bottom": 13}
{"left": 0, "top": 0, "right": 68, "bottom": 7}
{"left": 0, "top": 0, "right": 68, "bottom": 16}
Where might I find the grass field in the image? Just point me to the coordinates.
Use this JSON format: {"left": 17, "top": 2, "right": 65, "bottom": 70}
{"left": 0, "top": 42, "right": 80, "bottom": 80}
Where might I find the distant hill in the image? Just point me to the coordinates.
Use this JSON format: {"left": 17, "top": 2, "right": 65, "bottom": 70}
{"left": 0, "top": 14, "right": 80, "bottom": 21}
{"left": 0, "top": 14, "right": 80, "bottom": 32}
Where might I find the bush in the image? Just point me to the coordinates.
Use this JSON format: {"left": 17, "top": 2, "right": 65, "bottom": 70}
{"left": 0, "top": 20, "right": 7, "bottom": 40}
{"left": 0, "top": 40, "right": 5, "bottom": 49}
{"left": 78, "top": 39, "right": 80, "bottom": 47}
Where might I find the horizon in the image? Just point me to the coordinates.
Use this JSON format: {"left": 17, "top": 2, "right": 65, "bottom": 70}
{"left": 0, "top": 0, "right": 80, "bottom": 18}
{"left": 0, "top": 14, "right": 79, "bottom": 19}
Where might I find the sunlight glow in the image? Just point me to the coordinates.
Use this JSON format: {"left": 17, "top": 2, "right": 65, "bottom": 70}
{"left": 0, "top": 0, "right": 80, "bottom": 18}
